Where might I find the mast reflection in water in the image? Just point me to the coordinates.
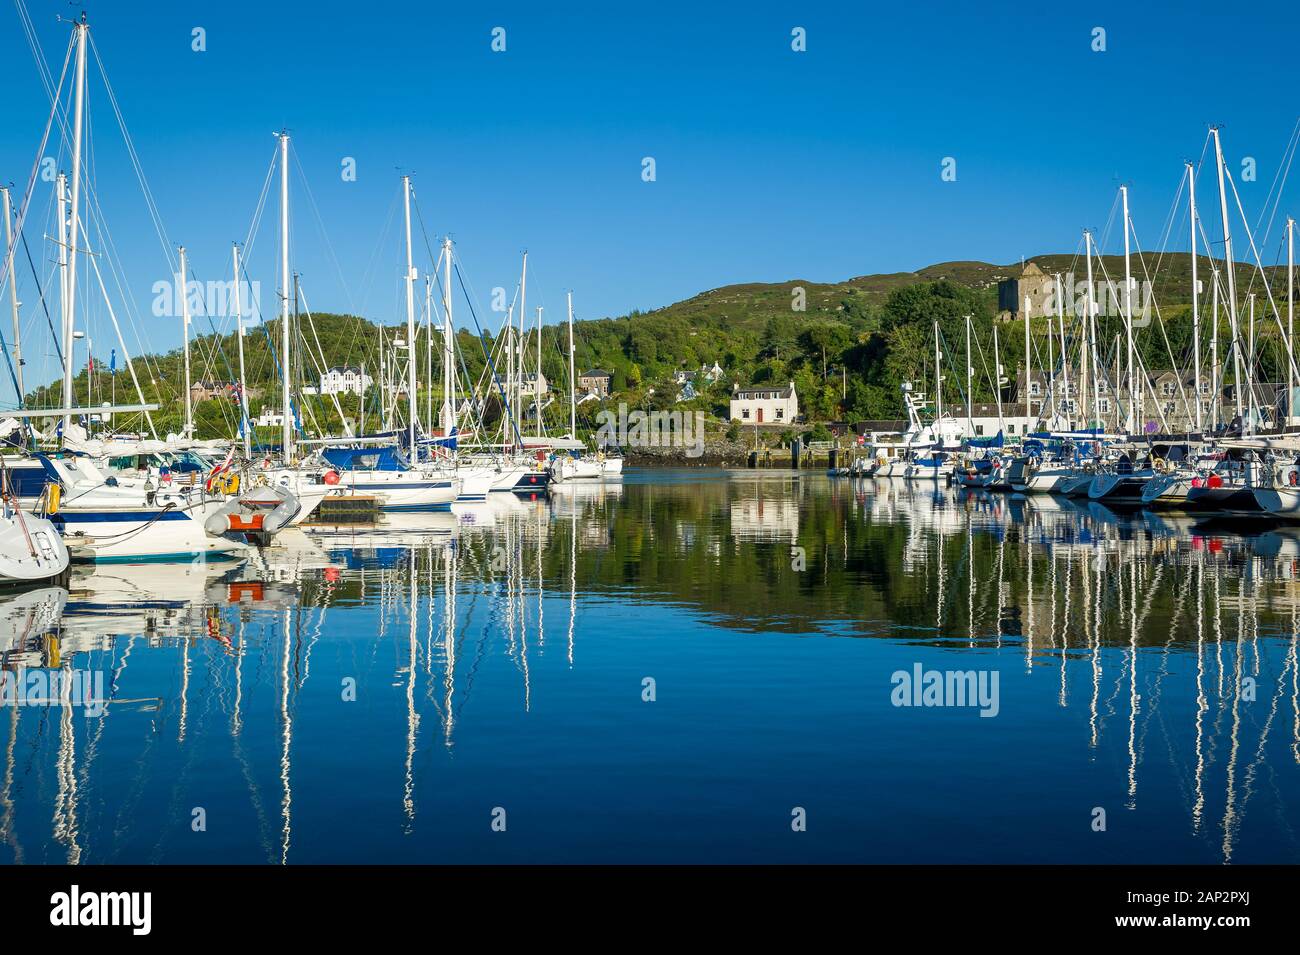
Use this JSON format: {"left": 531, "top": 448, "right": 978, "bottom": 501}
{"left": 1, "top": 470, "right": 1298, "bottom": 864}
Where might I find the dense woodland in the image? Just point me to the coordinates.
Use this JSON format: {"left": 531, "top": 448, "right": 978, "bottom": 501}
{"left": 22, "top": 253, "right": 1297, "bottom": 441}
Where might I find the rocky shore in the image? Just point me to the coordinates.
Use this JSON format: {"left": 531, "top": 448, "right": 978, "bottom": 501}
{"left": 623, "top": 435, "right": 788, "bottom": 467}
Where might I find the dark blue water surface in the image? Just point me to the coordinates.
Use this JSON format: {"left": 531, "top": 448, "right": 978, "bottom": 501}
{"left": 2, "top": 469, "right": 1298, "bottom": 864}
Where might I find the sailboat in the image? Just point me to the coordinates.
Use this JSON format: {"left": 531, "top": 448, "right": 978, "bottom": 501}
{"left": 271, "top": 166, "right": 462, "bottom": 511}
{"left": 0, "top": 473, "right": 68, "bottom": 584}
{"left": 548, "top": 292, "right": 602, "bottom": 485}
{"left": 2, "top": 16, "right": 246, "bottom": 562}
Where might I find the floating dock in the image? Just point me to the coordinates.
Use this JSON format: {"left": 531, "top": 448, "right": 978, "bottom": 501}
{"left": 311, "top": 494, "right": 381, "bottom": 524}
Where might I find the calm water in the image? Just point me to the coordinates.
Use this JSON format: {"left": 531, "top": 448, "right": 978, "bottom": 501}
{"left": 2, "top": 469, "right": 1299, "bottom": 864}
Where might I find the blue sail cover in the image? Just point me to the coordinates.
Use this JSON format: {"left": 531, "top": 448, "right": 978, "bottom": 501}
{"left": 322, "top": 446, "right": 409, "bottom": 471}
{"left": 418, "top": 426, "right": 458, "bottom": 452}
{"left": 965, "top": 431, "right": 1005, "bottom": 449}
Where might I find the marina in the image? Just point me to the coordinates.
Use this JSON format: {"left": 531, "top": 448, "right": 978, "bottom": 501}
{"left": 2, "top": 469, "right": 1299, "bottom": 864}
{"left": 0, "top": 1, "right": 1297, "bottom": 929}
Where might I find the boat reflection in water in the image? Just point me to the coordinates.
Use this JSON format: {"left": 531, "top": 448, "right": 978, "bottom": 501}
{"left": 1, "top": 470, "right": 1299, "bottom": 863}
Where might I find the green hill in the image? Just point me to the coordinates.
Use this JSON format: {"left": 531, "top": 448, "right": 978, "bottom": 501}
{"left": 24, "top": 253, "right": 1297, "bottom": 439}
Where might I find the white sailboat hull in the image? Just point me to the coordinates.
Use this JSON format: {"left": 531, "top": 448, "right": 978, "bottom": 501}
{"left": 0, "top": 511, "right": 70, "bottom": 582}
{"left": 550, "top": 457, "right": 603, "bottom": 483}
{"left": 333, "top": 470, "right": 462, "bottom": 510}
{"left": 1254, "top": 486, "right": 1300, "bottom": 518}
{"left": 54, "top": 500, "right": 247, "bottom": 562}
{"left": 453, "top": 466, "right": 495, "bottom": 501}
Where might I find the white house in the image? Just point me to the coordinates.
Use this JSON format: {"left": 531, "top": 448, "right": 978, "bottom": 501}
{"left": 255, "top": 409, "right": 286, "bottom": 427}
{"left": 320, "top": 365, "right": 373, "bottom": 396}
{"left": 959, "top": 403, "right": 1034, "bottom": 438}
{"left": 730, "top": 381, "right": 798, "bottom": 426}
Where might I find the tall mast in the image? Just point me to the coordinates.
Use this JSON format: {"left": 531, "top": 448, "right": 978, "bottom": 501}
{"left": 505, "top": 302, "right": 515, "bottom": 447}
{"left": 933, "top": 320, "right": 942, "bottom": 430}
{"left": 1046, "top": 289, "right": 1056, "bottom": 425}
{"left": 62, "top": 15, "right": 87, "bottom": 436}
{"left": 567, "top": 291, "right": 576, "bottom": 437}
{"left": 1248, "top": 293, "right": 1256, "bottom": 427}
{"left": 1023, "top": 293, "right": 1033, "bottom": 431}
{"left": 401, "top": 175, "right": 418, "bottom": 455}
{"left": 233, "top": 244, "right": 251, "bottom": 458}
{"left": 425, "top": 273, "right": 434, "bottom": 436}
{"left": 964, "top": 314, "right": 972, "bottom": 435}
{"left": 1189, "top": 162, "right": 1202, "bottom": 433}
{"left": 57, "top": 174, "right": 69, "bottom": 335}
{"left": 1210, "top": 269, "right": 1221, "bottom": 431}
{"left": 1, "top": 186, "right": 23, "bottom": 401}
{"left": 179, "top": 245, "right": 193, "bottom": 439}
{"left": 1121, "top": 185, "right": 1135, "bottom": 434}
{"left": 1054, "top": 273, "right": 1068, "bottom": 429}
{"left": 992, "top": 324, "right": 1004, "bottom": 433}
{"left": 442, "top": 236, "right": 454, "bottom": 436}
{"left": 1211, "top": 127, "right": 1245, "bottom": 426}
{"left": 535, "top": 306, "right": 544, "bottom": 439}
{"left": 1083, "top": 230, "right": 1097, "bottom": 434}
{"left": 278, "top": 131, "right": 293, "bottom": 461}
{"left": 1113, "top": 334, "right": 1121, "bottom": 431}
{"left": 518, "top": 251, "right": 528, "bottom": 431}
{"left": 1284, "top": 216, "right": 1294, "bottom": 428}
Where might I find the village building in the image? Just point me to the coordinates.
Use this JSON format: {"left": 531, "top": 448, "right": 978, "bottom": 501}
{"left": 1012, "top": 367, "right": 1280, "bottom": 432}
{"left": 673, "top": 362, "right": 724, "bottom": 387}
{"left": 520, "top": 371, "right": 548, "bottom": 398}
{"left": 254, "top": 408, "right": 286, "bottom": 427}
{"left": 730, "top": 381, "right": 799, "bottom": 425}
{"left": 188, "top": 380, "right": 237, "bottom": 402}
{"left": 578, "top": 369, "right": 612, "bottom": 396}
{"left": 320, "top": 365, "right": 373, "bottom": 396}
{"left": 997, "top": 261, "right": 1054, "bottom": 322}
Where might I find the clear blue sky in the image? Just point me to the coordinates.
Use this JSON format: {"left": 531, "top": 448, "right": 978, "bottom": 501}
{"left": 3, "top": 0, "right": 1299, "bottom": 384}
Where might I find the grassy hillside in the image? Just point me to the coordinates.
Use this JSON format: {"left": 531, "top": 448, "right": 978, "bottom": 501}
{"left": 24, "top": 253, "right": 1297, "bottom": 440}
